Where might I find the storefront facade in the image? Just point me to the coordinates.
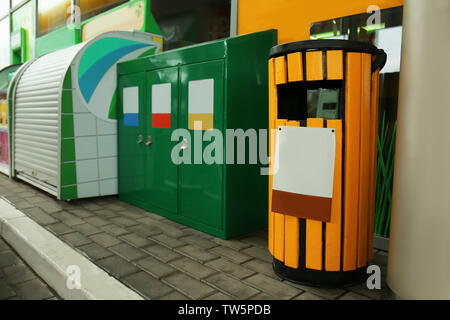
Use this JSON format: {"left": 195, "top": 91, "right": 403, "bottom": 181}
{"left": 0, "top": 0, "right": 237, "bottom": 70}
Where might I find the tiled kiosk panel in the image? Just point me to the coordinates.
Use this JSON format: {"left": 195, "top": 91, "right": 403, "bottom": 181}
{"left": 11, "top": 31, "right": 163, "bottom": 200}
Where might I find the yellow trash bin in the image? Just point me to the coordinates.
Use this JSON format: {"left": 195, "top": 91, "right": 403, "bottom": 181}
{"left": 268, "top": 40, "right": 386, "bottom": 287}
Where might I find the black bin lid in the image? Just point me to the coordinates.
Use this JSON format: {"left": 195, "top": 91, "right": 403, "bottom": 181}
{"left": 269, "top": 39, "right": 381, "bottom": 59}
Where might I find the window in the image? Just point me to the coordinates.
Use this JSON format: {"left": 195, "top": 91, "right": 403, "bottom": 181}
{"left": 0, "top": 17, "right": 10, "bottom": 69}
{"left": 12, "top": 0, "right": 24, "bottom": 8}
{"left": 151, "top": 0, "right": 231, "bottom": 51}
{"left": 38, "top": 0, "right": 128, "bottom": 37}
{"left": 78, "top": 0, "right": 128, "bottom": 22}
{"left": 12, "top": 1, "right": 35, "bottom": 63}
{"left": 0, "top": 1, "right": 9, "bottom": 17}
{"left": 310, "top": 6, "right": 403, "bottom": 123}
{"left": 37, "top": 0, "right": 71, "bottom": 37}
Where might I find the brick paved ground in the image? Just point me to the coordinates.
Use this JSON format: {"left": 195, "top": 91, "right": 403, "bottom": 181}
{"left": 0, "top": 174, "right": 391, "bottom": 300}
{"left": 0, "top": 237, "right": 60, "bottom": 300}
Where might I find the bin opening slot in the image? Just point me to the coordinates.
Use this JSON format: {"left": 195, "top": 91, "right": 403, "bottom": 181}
{"left": 277, "top": 80, "right": 343, "bottom": 122}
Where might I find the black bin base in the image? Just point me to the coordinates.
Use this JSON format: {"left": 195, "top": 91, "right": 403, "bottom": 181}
{"left": 273, "top": 258, "right": 366, "bottom": 288}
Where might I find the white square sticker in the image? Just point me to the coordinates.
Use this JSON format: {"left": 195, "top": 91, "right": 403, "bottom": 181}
{"left": 188, "top": 79, "right": 214, "bottom": 114}
{"left": 152, "top": 83, "right": 171, "bottom": 114}
{"left": 123, "top": 87, "right": 139, "bottom": 114}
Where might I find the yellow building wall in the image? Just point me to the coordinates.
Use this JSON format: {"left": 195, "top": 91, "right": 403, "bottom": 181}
{"left": 238, "top": 0, "right": 404, "bottom": 44}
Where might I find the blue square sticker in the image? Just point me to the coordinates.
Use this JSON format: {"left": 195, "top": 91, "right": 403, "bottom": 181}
{"left": 124, "top": 113, "right": 139, "bottom": 127}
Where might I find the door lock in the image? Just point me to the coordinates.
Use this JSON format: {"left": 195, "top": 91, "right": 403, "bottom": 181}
{"left": 146, "top": 136, "right": 152, "bottom": 146}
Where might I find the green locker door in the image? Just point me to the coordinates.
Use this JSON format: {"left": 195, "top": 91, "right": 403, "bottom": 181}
{"left": 180, "top": 60, "right": 225, "bottom": 230}
{"left": 146, "top": 67, "right": 179, "bottom": 215}
{"left": 118, "top": 72, "right": 147, "bottom": 206}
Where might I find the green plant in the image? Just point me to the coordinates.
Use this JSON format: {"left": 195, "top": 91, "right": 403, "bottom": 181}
{"left": 374, "top": 113, "right": 397, "bottom": 238}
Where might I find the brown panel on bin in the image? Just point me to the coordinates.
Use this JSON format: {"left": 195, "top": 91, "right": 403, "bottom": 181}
{"left": 357, "top": 53, "right": 373, "bottom": 268}
{"left": 275, "top": 56, "right": 287, "bottom": 85}
{"left": 284, "top": 121, "right": 300, "bottom": 269}
{"left": 268, "top": 58, "right": 276, "bottom": 255}
{"left": 305, "top": 118, "right": 324, "bottom": 271}
{"left": 325, "top": 120, "right": 343, "bottom": 272}
{"left": 306, "top": 51, "right": 324, "bottom": 81}
{"left": 343, "top": 53, "right": 362, "bottom": 271}
{"left": 327, "top": 50, "right": 344, "bottom": 80}
{"left": 273, "top": 119, "right": 288, "bottom": 262}
{"left": 368, "top": 70, "right": 380, "bottom": 262}
{"left": 287, "top": 52, "right": 303, "bottom": 82}
{"left": 272, "top": 190, "right": 332, "bottom": 222}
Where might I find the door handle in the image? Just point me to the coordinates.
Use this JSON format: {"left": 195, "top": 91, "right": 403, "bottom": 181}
{"left": 146, "top": 136, "right": 152, "bottom": 146}
{"left": 137, "top": 134, "right": 143, "bottom": 144}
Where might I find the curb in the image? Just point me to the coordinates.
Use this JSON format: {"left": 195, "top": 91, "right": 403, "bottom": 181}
{"left": 0, "top": 198, "right": 143, "bottom": 300}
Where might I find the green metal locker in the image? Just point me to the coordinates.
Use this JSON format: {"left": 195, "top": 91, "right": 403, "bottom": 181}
{"left": 117, "top": 30, "right": 277, "bottom": 239}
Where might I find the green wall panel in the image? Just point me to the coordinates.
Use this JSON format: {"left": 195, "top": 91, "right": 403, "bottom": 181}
{"left": 61, "top": 185, "right": 78, "bottom": 200}
{"left": 61, "top": 162, "right": 77, "bottom": 186}
{"left": 179, "top": 60, "right": 225, "bottom": 230}
{"left": 224, "top": 30, "right": 277, "bottom": 237}
{"left": 108, "top": 89, "right": 118, "bottom": 120}
{"left": 63, "top": 68, "right": 72, "bottom": 90}
{"left": 35, "top": 27, "right": 81, "bottom": 57}
{"left": 145, "top": 67, "right": 179, "bottom": 216}
{"left": 117, "top": 72, "right": 146, "bottom": 205}
{"left": 61, "top": 114, "right": 74, "bottom": 138}
{"left": 61, "top": 90, "right": 73, "bottom": 114}
{"left": 61, "top": 139, "right": 76, "bottom": 162}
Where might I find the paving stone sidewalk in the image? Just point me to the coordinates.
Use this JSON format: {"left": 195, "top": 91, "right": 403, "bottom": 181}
{"left": 0, "top": 174, "right": 391, "bottom": 300}
{"left": 0, "top": 237, "right": 60, "bottom": 300}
